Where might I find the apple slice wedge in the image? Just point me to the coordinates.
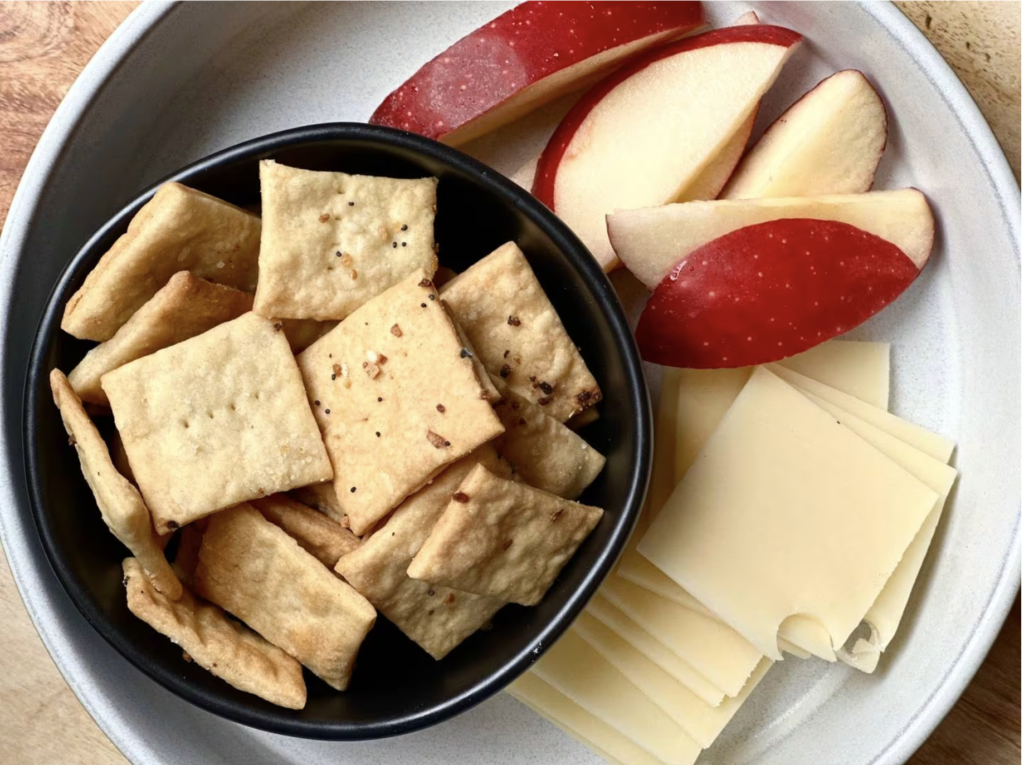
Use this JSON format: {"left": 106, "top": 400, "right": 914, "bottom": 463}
{"left": 672, "top": 7, "right": 761, "bottom": 202}
{"left": 533, "top": 25, "right": 802, "bottom": 271}
{"left": 369, "top": 2, "right": 705, "bottom": 147}
{"left": 511, "top": 108, "right": 757, "bottom": 199}
{"left": 609, "top": 189, "right": 934, "bottom": 290}
{"left": 677, "top": 107, "right": 757, "bottom": 202}
{"left": 722, "top": 70, "right": 888, "bottom": 199}
{"left": 635, "top": 218, "right": 924, "bottom": 369}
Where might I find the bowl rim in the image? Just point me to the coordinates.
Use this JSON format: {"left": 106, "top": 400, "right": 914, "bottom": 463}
{"left": 21, "top": 122, "right": 653, "bottom": 740}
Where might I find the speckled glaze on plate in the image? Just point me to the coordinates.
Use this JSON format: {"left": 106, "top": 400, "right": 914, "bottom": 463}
{"left": 0, "top": 3, "right": 1018, "bottom": 764}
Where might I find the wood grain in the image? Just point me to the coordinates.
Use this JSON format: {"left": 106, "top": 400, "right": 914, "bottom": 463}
{"left": 0, "top": 3, "right": 1018, "bottom": 764}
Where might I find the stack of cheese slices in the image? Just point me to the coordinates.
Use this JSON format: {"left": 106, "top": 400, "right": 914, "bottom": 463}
{"left": 509, "top": 340, "right": 957, "bottom": 764}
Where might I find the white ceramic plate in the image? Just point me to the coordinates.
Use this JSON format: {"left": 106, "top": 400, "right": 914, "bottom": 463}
{"left": 0, "top": 3, "right": 1018, "bottom": 764}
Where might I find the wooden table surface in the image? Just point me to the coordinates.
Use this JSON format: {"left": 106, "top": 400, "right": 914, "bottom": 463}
{"left": 0, "top": 2, "right": 1019, "bottom": 764}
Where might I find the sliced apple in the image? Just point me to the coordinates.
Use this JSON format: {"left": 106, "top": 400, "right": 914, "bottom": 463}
{"left": 369, "top": 2, "right": 706, "bottom": 146}
{"left": 635, "top": 219, "right": 923, "bottom": 369}
{"left": 722, "top": 70, "right": 888, "bottom": 199}
{"left": 533, "top": 25, "right": 802, "bottom": 271}
{"left": 609, "top": 189, "right": 934, "bottom": 290}
{"left": 511, "top": 108, "right": 756, "bottom": 199}
{"left": 671, "top": 8, "right": 761, "bottom": 202}
{"left": 677, "top": 107, "right": 756, "bottom": 202}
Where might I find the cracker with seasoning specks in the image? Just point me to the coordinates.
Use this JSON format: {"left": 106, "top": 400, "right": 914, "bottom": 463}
{"left": 254, "top": 160, "right": 439, "bottom": 321}
{"left": 68, "top": 272, "right": 254, "bottom": 406}
{"left": 491, "top": 378, "right": 606, "bottom": 500}
{"left": 336, "top": 447, "right": 510, "bottom": 660}
{"left": 62, "top": 183, "right": 262, "bottom": 342}
{"left": 296, "top": 269, "right": 505, "bottom": 536}
{"left": 407, "top": 464, "right": 603, "bottom": 606}
{"left": 440, "top": 242, "right": 602, "bottom": 422}
{"left": 102, "top": 312, "right": 333, "bottom": 534}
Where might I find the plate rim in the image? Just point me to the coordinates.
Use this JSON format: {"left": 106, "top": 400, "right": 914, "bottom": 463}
{"left": 0, "top": 2, "right": 1018, "bottom": 763}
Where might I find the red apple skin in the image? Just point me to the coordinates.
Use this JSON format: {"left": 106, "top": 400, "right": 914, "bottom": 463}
{"left": 369, "top": 2, "right": 705, "bottom": 145}
{"left": 635, "top": 218, "right": 921, "bottom": 369}
{"left": 532, "top": 24, "right": 803, "bottom": 208}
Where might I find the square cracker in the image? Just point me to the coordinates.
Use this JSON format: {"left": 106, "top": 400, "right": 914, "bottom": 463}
{"left": 335, "top": 447, "right": 509, "bottom": 660}
{"left": 62, "top": 182, "right": 262, "bottom": 342}
{"left": 440, "top": 242, "right": 602, "bottom": 422}
{"left": 407, "top": 464, "right": 603, "bottom": 606}
{"left": 50, "top": 369, "right": 181, "bottom": 600}
{"left": 252, "top": 494, "right": 360, "bottom": 569}
{"left": 194, "top": 504, "right": 376, "bottom": 691}
{"left": 123, "top": 557, "right": 306, "bottom": 709}
{"left": 296, "top": 269, "right": 504, "bottom": 536}
{"left": 254, "top": 160, "right": 438, "bottom": 321}
{"left": 68, "top": 272, "right": 254, "bottom": 406}
{"left": 492, "top": 380, "right": 605, "bottom": 500}
{"left": 102, "top": 312, "right": 333, "bottom": 534}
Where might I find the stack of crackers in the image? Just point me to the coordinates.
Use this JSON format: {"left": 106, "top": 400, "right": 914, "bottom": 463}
{"left": 51, "top": 161, "right": 606, "bottom": 709}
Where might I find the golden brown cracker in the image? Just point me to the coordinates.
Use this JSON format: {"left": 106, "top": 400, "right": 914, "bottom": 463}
{"left": 254, "top": 160, "right": 438, "bottom": 321}
{"left": 123, "top": 558, "right": 306, "bottom": 709}
{"left": 492, "top": 382, "right": 605, "bottom": 500}
{"left": 408, "top": 465, "right": 603, "bottom": 606}
{"left": 50, "top": 369, "right": 181, "bottom": 599}
{"left": 68, "top": 272, "right": 253, "bottom": 406}
{"left": 296, "top": 270, "right": 504, "bottom": 536}
{"left": 62, "top": 183, "right": 261, "bottom": 341}
{"left": 440, "top": 242, "right": 601, "bottom": 422}
{"left": 102, "top": 312, "right": 333, "bottom": 534}
{"left": 335, "top": 447, "right": 509, "bottom": 660}
{"left": 252, "top": 494, "right": 360, "bottom": 568}
{"left": 194, "top": 504, "right": 376, "bottom": 691}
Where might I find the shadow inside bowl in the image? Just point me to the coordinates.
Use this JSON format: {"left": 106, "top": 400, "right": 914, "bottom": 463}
{"left": 24, "top": 123, "right": 651, "bottom": 739}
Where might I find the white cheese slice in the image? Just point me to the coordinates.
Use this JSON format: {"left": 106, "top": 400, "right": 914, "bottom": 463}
{"left": 637, "top": 368, "right": 938, "bottom": 660}
{"left": 626, "top": 373, "right": 957, "bottom": 667}
{"left": 587, "top": 594, "right": 726, "bottom": 708}
{"left": 619, "top": 341, "right": 891, "bottom": 603}
{"left": 508, "top": 672, "right": 663, "bottom": 765}
{"left": 601, "top": 575, "right": 764, "bottom": 697}
{"left": 767, "top": 364, "right": 955, "bottom": 462}
{"left": 801, "top": 389, "right": 958, "bottom": 669}
{"left": 573, "top": 611, "right": 773, "bottom": 748}
{"left": 672, "top": 341, "right": 891, "bottom": 480}
{"left": 778, "top": 340, "right": 890, "bottom": 409}
{"left": 532, "top": 630, "right": 702, "bottom": 765}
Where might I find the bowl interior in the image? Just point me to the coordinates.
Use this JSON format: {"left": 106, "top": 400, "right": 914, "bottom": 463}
{"left": 24, "top": 125, "right": 650, "bottom": 739}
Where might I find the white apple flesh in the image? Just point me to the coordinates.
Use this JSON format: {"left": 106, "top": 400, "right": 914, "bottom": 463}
{"left": 533, "top": 25, "right": 802, "bottom": 271}
{"left": 676, "top": 108, "right": 756, "bottom": 202}
{"left": 511, "top": 108, "right": 756, "bottom": 199}
{"left": 722, "top": 69, "right": 888, "bottom": 199}
{"left": 609, "top": 189, "right": 934, "bottom": 290}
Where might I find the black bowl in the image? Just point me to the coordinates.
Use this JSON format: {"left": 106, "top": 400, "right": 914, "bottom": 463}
{"left": 25, "top": 123, "right": 651, "bottom": 740}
